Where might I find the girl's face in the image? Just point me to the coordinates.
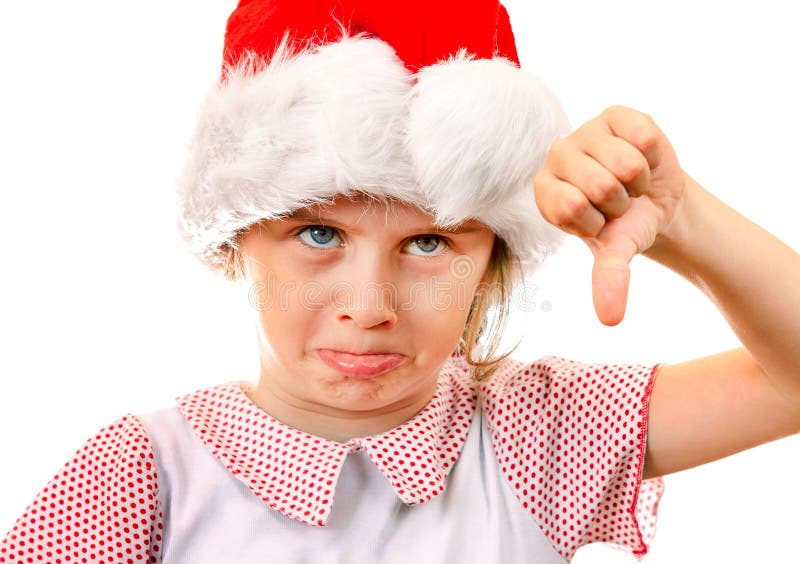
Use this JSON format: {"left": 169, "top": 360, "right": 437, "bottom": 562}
{"left": 239, "top": 194, "right": 495, "bottom": 438}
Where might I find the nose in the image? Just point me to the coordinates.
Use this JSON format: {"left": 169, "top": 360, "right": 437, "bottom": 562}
{"left": 332, "top": 252, "right": 399, "bottom": 329}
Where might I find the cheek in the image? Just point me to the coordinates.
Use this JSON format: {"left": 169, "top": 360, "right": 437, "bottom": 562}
{"left": 398, "top": 274, "right": 469, "bottom": 312}
{"left": 250, "top": 272, "right": 317, "bottom": 351}
{"left": 401, "top": 277, "right": 475, "bottom": 341}
{"left": 255, "top": 304, "right": 317, "bottom": 370}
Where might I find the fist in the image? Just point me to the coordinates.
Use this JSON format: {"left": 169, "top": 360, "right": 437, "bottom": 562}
{"left": 533, "top": 105, "right": 687, "bottom": 326}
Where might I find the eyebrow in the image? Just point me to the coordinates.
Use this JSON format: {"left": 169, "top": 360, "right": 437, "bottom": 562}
{"left": 283, "top": 212, "right": 485, "bottom": 235}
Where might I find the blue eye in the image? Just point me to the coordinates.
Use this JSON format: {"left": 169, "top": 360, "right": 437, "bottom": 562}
{"left": 297, "top": 225, "right": 341, "bottom": 249}
{"left": 405, "top": 235, "right": 447, "bottom": 257}
{"left": 295, "top": 226, "right": 448, "bottom": 256}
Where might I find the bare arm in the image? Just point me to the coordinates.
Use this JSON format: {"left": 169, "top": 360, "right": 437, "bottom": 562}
{"left": 641, "top": 173, "right": 800, "bottom": 478}
{"left": 533, "top": 105, "right": 800, "bottom": 480}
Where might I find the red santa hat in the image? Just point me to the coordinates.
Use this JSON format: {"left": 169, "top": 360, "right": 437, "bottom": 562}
{"left": 176, "top": 0, "right": 572, "bottom": 276}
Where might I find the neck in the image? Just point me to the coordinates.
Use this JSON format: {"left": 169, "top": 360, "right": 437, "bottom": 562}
{"left": 244, "top": 374, "right": 439, "bottom": 443}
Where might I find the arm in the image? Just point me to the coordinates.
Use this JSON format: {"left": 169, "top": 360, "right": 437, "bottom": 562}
{"left": 641, "top": 174, "right": 800, "bottom": 478}
{"left": 643, "top": 346, "right": 800, "bottom": 479}
{"left": 533, "top": 105, "right": 800, "bottom": 480}
{"left": 0, "top": 415, "right": 163, "bottom": 564}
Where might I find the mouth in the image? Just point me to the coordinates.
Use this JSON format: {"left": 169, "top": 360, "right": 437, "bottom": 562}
{"left": 316, "top": 349, "right": 406, "bottom": 379}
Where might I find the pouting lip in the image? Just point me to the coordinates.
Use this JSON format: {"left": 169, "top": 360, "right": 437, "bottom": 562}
{"left": 319, "top": 348, "right": 406, "bottom": 356}
{"left": 316, "top": 349, "right": 407, "bottom": 378}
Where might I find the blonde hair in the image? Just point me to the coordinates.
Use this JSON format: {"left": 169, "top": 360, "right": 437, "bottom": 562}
{"left": 220, "top": 213, "right": 522, "bottom": 384}
{"left": 453, "top": 234, "right": 522, "bottom": 383}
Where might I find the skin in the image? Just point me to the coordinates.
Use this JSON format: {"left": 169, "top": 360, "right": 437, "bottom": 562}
{"left": 238, "top": 104, "right": 800, "bottom": 475}
{"left": 534, "top": 105, "right": 800, "bottom": 479}
{"left": 238, "top": 194, "right": 495, "bottom": 443}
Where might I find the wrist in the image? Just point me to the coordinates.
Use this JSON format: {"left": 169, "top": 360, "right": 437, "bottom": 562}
{"left": 642, "top": 172, "right": 707, "bottom": 278}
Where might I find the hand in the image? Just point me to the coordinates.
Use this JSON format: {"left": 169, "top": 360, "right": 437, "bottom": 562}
{"left": 533, "top": 105, "right": 688, "bottom": 326}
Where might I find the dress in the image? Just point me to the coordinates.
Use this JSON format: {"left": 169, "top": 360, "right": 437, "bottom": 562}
{"left": 0, "top": 353, "right": 665, "bottom": 563}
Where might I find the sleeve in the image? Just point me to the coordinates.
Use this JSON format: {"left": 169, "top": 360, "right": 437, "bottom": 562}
{"left": 0, "top": 414, "right": 163, "bottom": 564}
{"left": 482, "top": 355, "right": 666, "bottom": 562}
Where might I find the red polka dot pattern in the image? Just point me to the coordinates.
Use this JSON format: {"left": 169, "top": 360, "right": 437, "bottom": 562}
{"left": 176, "top": 359, "right": 478, "bottom": 527}
{"left": 2, "top": 353, "right": 664, "bottom": 561}
{"left": 0, "top": 415, "right": 163, "bottom": 564}
{"left": 480, "top": 354, "right": 664, "bottom": 562}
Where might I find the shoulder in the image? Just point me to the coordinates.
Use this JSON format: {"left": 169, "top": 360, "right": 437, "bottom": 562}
{"left": 1, "top": 413, "right": 164, "bottom": 563}
{"left": 483, "top": 354, "right": 660, "bottom": 390}
{"left": 477, "top": 353, "right": 661, "bottom": 462}
{"left": 90, "top": 412, "right": 155, "bottom": 446}
{"left": 472, "top": 354, "right": 665, "bottom": 561}
{"left": 479, "top": 354, "right": 661, "bottom": 418}
{"left": 53, "top": 412, "right": 160, "bottom": 493}
{"left": 57, "top": 413, "right": 160, "bottom": 478}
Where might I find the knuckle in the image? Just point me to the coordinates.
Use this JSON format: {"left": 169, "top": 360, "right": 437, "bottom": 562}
{"left": 602, "top": 104, "right": 631, "bottom": 119}
{"left": 614, "top": 155, "right": 646, "bottom": 183}
{"left": 549, "top": 136, "right": 565, "bottom": 152}
{"left": 549, "top": 140, "right": 580, "bottom": 173}
{"left": 603, "top": 105, "right": 658, "bottom": 130}
{"left": 574, "top": 119, "right": 597, "bottom": 137}
{"left": 596, "top": 184, "right": 621, "bottom": 207}
{"left": 557, "top": 193, "right": 591, "bottom": 225}
{"left": 548, "top": 137, "right": 571, "bottom": 160}
{"left": 584, "top": 172, "right": 620, "bottom": 202}
{"left": 634, "top": 124, "right": 660, "bottom": 150}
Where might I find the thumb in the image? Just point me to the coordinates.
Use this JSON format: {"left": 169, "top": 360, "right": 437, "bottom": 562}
{"left": 586, "top": 240, "right": 637, "bottom": 326}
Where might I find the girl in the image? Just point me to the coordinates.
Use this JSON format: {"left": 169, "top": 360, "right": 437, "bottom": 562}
{"left": 2, "top": 1, "right": 799, "bottom": 563}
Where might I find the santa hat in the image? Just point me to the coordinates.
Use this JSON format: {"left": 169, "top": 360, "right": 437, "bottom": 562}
{"left": 176, "top": 0, "right": 572, "bottom": 277}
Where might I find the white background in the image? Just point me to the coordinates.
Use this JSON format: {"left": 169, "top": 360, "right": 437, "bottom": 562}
{"left": 1, "top": 1, "right": 798, "bottom": 562}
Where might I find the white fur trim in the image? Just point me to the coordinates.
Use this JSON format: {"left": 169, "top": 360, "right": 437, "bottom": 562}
{"left": 406, "top": 48, "right": 572, "bottom": 272}
{"left": 176, "top": 33, "right": 571, "bottom": 276}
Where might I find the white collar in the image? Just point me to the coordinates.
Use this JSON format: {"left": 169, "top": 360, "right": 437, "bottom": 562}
{"left": 177, "top": 354, "right": 478, "bottom": 526}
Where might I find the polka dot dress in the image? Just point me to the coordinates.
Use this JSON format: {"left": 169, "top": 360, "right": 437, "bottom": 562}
{"left": 480, "top": 355, "right": 664, "bottom": 561}
{"left": 1, "top": 354, "right": 664, "bottom": 563}
{"left": 0, "top": 415, "right": 162, "bottom": 563}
